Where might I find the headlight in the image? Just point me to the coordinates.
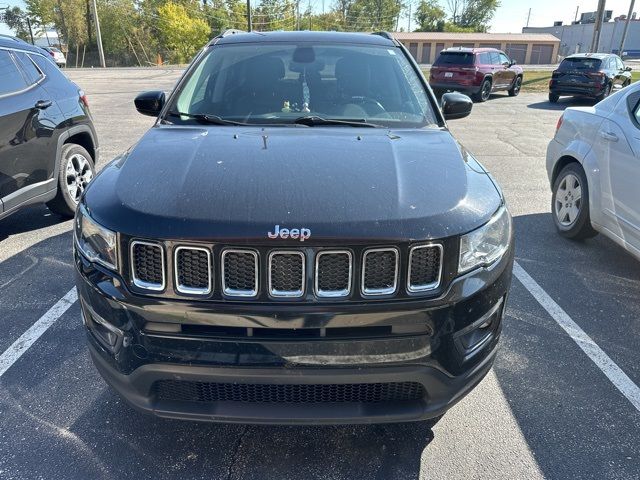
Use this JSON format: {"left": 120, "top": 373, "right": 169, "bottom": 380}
{"left": 74, "top": 205, "right": 118, "bottom": 270}
{"left": 459, "top": 206, "right": 511, "bottom": 273}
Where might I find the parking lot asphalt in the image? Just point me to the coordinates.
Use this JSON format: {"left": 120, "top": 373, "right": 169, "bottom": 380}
{"left": 1, "top": 68, "right": 639, "bottom": 480}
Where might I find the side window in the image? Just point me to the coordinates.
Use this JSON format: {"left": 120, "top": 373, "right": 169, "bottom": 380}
{"left": 489, "top": 52, "right": 501, "bottom": 65}
{"left": 13, "top": 51, "right": 43, "bottom": 85}
{"left": 478, "top": 53, "right": 490, "bottom": 65}
{"left": 498, "top": 53, "right": 510, "bottom": 65}
{"left": 634, "top": 101, "right": 640, "bottom": 125}
{"left": 617, "top": 57, "right": 624, "bottom": 70}
{"left": 0, "top": 50, "right": 28, "bottom": 95}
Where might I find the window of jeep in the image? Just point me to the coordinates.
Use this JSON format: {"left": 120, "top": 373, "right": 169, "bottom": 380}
{"left": 169, "top": 43, "right": 438, "bottom": 128}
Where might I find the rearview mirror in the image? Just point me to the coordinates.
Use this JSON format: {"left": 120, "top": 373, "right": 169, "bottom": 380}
{"left": 134, "top": 91, "right": 165, "bottom": 117}
{"left": 441, "top": 92, "right": 473, "bottom": 121}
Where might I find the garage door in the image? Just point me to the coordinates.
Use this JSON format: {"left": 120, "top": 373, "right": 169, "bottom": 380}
{"left": 421, "top": 43, "right": 431, "bottom": 64}
{"left": 530, "top": 44, "right": 554, "bottom": 64}
{"left": 505, "top": 43, "right": 527, "bottom": 64}
{"left": 453, "top": 43, "right": 474, "bottom": 48}
{"left": 479, "top": 43, "right": 501, "bottom": 49}
{"left": 409, "top": 42, "right": 418, "bottom": 60}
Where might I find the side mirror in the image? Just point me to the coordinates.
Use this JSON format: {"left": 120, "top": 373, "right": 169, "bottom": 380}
{"left": 625, "top": 66, "right": 633, "bottom": 72}
{"left": 510, "top": 60, "right": 517, "bottom": 66}
{"left": 441, "top": 92, "right": 473, "bottom": 120}
{"left": 134, "top": 91, "right": 165, "bottom": 116}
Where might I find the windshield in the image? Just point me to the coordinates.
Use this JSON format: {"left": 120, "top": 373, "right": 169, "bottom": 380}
{"left": 558, "top": 57, "right": 602, "bottom": 71}
{"left": 168, "top": 43, "right": 438, "bottom": 128}
{"left": 434, "top": 52, "right": 475, "bottom": 66}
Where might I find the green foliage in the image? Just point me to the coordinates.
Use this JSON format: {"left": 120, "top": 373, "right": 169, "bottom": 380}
{"left": 414, "top": 0, "right": 445, "bottom": 32}
{"left": 3, "top": 6, "right": 32, "bottom": 41}
{"left": 445, "top": 0, "right": 499, "bottom": 32}
{"left": 157, "top": 2, "right": 210, "bottom": 63}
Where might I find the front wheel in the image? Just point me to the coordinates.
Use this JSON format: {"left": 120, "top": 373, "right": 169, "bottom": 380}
{"left": 551, "top": 163, "right": 598, "bottom": 240}
{"left": 508, "top": 76, "right": 522, "bottom": 96}
{"left": 474, "top": 79, "right": 492, "bottom": 102}
{"left": 46, "top": 143, "right": 95, "bottom": 218}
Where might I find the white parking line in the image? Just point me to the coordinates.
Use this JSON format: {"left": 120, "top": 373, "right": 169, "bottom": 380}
{"left": 514, "top": 261, "right": 640, "bottom": 412}
{"left": 0, "top": 288, "right": 77, "bottom": 378}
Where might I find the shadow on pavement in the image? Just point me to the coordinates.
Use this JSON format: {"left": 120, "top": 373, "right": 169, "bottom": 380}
{"left": 527, "top": 97, "right": 595, "bottom": 111}
{"left": 0, "top": 204, "right": 70, "bottom": 242}
{"left": 493, "top": 212, "right": 640, "bottom": 480}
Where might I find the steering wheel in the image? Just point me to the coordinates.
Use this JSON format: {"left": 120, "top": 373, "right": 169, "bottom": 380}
{"left": 347, "top": 96, "right": 387, "bottom": 116}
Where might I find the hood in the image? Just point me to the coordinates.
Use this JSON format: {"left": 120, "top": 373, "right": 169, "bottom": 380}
{"left": 85, "top": 125, "right": 501, "bottom": 243}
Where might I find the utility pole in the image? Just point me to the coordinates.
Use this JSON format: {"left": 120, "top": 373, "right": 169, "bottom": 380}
{"left": 526, "top": 8, "right": 531, "bottom": 28}
{"left": 295, "top": 0, "right": 300, "bottom": 30}
{"left": 591, "top": 0, "right": 606, "bottom": 52}
{"left": 91, "top": 0, "right": 105, "bottom": 67}
{"left": 407, "top": 2, "right": 411, "bottom": 32}
{"left": 574, "top": 5, "right": 579, "bottom": 23}
{"left": 618, "top": 0, "right": 635, "bottom": 56}
{"left": 246, "top": 0, "right": 252, "bottom": 31}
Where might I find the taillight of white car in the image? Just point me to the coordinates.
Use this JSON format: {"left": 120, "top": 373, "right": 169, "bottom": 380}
{"left": 555, "top": 114, "right": 564, "bottom": 137}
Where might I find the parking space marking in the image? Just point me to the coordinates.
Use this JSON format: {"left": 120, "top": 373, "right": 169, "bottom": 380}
{"left": 514, "top": 261, "right": 640, "bottom": 412}
{"left": 0, "top": 288, "right": 77, "bottom": 378}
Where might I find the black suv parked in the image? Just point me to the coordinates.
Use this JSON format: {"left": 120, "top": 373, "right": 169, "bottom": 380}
{"left": 75, "top": 31, "right": 513, "bottom": 425}
{"left": 0, "top": 36, "right": 98, "bottom": 220}
{"left": 549, "top": 53, "right": 632, "bottom": 103}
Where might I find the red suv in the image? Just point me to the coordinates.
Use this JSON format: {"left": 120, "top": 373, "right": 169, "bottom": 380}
{"left": 429, "top": 48, "right": 524, "bottom": 102}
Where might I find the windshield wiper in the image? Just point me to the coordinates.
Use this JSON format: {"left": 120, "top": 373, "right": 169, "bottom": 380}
{"left": 293, "top": 115, "right": 381, "bottom": 128}
{"left": 166, "top": 111, "right": 249, "bottom": 126}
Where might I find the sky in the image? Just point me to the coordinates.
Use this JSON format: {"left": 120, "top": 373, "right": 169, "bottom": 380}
{"left": 0, "top": 0, "right": 636, "bottom": 36}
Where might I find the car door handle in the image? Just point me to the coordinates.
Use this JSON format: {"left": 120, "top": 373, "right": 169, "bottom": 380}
{"left": 35, "top": 100, "right": 53, "bottom": 109}
{"left": 600, "top": 131, "right": 619, "bottom": 142}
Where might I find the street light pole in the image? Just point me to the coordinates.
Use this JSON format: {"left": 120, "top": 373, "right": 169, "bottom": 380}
{"left": 91, "top": 0, "right": 105, "bottom": 67}
{"left": 618, "top": 0, "right": 635, "bottom": 57}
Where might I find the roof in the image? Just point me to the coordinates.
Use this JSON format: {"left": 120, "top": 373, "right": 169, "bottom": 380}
{"left": 213, "top": 31, "right": 396, "bottom": 46}
{"left": 0, "top": 35, "right": 46, "bottom": 54}
{"left": 441, "top": 47, "right": 500, "bottom": 53}
{"left": 392, "top": 32, "right": 560, "bottom": 43}
{"left": 565, "top": 52, "right": 611, "bottom": 59}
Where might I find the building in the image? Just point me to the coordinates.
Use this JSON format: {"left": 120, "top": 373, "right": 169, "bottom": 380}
{"left": 524, "top": 17, "right": 640, "bottom": 58}
{"left": 393, "top": 32, "right": 561, "bottom": 65}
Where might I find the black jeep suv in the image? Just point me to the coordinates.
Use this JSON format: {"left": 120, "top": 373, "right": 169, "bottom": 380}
{"left": 74, "top": 31, "right": 513, "bottom": 425}
{"left": 0, "top": 36, "right": 98, "bottom": 220}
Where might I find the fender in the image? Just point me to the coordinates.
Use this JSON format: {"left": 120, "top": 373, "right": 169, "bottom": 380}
{"left": 52, "top": 124, "right": 98, "bottom": 187}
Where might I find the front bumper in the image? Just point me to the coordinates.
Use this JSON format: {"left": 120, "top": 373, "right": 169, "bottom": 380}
{"left": 76, "top": 243, "right": 513, "bottom": 424}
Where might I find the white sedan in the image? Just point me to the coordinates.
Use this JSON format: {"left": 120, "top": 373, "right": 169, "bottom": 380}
{"left": 546, "top": 82, "right": 640, "bottom": 260}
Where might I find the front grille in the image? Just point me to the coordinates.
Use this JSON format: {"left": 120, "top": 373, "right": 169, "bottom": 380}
{"left": 362, "top": 248, "right": 398, "bottom": 295}
{"left": 269, "top": 251, "right": 305, "bottom": 297}
{"left": 316, "top": 251, "right": 352, "bottom": 297}
{"left": 408, "top": 245, "right": 442, "bottom": 292}
{"left": 154, "top": 380, "right": 425, "bottom": 404}
{"left": 222, "top": 249, "right": 258, "bottom": 297}
{"left": 175, "top": 247, "right": 212, "bottom": 295}
{"left": 130, "top": 241, "right": 165, "bottom": 290}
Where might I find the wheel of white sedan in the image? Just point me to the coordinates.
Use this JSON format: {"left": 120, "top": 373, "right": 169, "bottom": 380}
{"left": 551, "top": 163, "right": 598, "bottom": 240}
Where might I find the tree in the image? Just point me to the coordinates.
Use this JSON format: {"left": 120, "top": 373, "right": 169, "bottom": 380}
{"left": 345, "top": 0, "right": 403, "bottom": 32}
{"left": 445, "top": 0, "right": 498, "bottom": 32}
{"left": 3, "top": 7, "right": 32, "bottom": 41}
{"left": 414, "top": 0, "right": 445, "bottom": 32}
{"left": 157, "top": 2, "right": 210, "bottom": 63}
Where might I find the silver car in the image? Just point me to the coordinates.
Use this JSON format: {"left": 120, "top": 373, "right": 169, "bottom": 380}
{"left": 546, "top": 82, "right": 640, "bottom": 260}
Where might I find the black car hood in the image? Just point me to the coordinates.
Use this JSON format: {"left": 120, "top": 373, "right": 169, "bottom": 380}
{"left": 85, "top": 125, "right": 501, "bottom": 242}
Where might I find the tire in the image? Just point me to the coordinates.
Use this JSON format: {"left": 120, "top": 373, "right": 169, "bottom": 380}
{"left": 474, "top": 78, "right": 492, "bottom": 102}
{"left": 551, "top": 163, "right": 598, "bottom": 240}
{"left": 548, "top": 92, "right": 559, "bottom": 103}
{"left": 508, "top": 76, "right": 522, "bottom": 96}
{"left": 46, "top": 143, "right": 95, "bottom": 218}
{"left": 595, "top": 83, "right": 611, "bottom": 102}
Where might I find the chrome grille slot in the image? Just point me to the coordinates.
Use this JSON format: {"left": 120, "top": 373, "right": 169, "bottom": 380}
{"left": 362, "top": 248, "right": 398, "bottom": 296}
{"left": 269, "top": 251, "right": 305, "bottom": 297}
{"left": 222, "top": 249, "right": 258, "bottom": 297}
{"left": 130, "top": 241, "right": 165, "bottom": 291}
{"left": 408, "top": 244, "right": 442, "bottom": 292}
{"left": 315, "top": 251, "right": 352, "bottom": 297}
{"left": 175, "top": 246, "right": 212, "bottom": 295}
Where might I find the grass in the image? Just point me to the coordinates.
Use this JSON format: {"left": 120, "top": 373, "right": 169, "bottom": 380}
{"left": 421, "top": 69, "right": 640, "bottom": 93}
